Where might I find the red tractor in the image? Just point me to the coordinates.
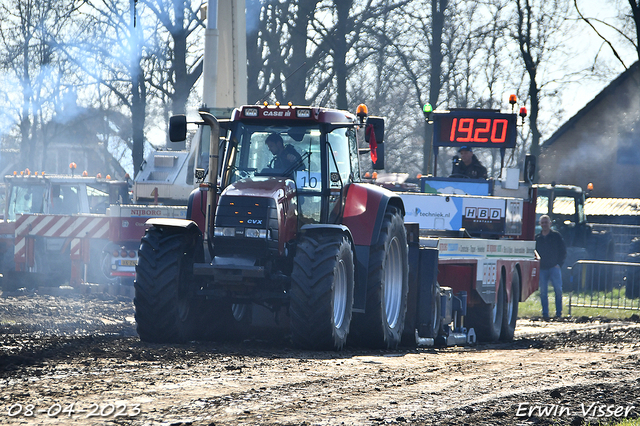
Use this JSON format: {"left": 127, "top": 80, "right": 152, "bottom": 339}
{"left": 134, "top": 104, "right": 410, "bottom": 350}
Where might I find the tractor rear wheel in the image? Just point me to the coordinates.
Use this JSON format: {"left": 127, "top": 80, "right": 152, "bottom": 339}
{"left": 351, "top": 207, "right": 409, "bottom": 349}
{"left": 500, "top": 270, "right": 520, "bottom": 341}
{"left": 468, "top": 271, "right": 505, "bottom": 342}
{"left": 134, "top": 225, "right": 205, "bottom": 343}
{"left": 290, "top": 233, "right": 355, "bottom": 350}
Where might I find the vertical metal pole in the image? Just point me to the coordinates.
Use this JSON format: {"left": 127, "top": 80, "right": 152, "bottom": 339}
{"left": 203, "top": 0, "right": 219, "bottom": 108}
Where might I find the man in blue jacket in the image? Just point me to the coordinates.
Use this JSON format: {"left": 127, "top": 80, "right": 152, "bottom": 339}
{"left": 535, "top": 214, "right": 567, "bottom": 319}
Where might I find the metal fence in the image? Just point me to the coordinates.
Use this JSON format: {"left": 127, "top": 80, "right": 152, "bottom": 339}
{"left": 567, "top": 260, "right": 640, "bottom": 313}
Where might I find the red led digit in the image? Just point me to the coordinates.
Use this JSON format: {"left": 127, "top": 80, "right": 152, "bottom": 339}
{"left": 450, "top": 118, "right": 457, "bottom": 142}
{"left": 457, "top": 118, "right": 474, "bottom": 142}
{"left": 491, "top": 119, "right": 508, "bottom": 143}
{"left": 473, "top": 119, "right": 490, "bottom": 142}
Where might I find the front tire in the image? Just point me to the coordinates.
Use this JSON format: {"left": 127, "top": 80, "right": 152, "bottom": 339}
{"left": 290, "top": 233, "right": 355, "bottom": 350}
{"left": 351, "top": 207, "right": 409, "bottom": 349}
{"left": 134, "top": 225, "right": 203, "bottom": 343}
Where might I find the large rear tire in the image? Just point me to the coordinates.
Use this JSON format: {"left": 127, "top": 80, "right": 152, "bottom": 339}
{"left": 134, "top": 225, "right": 204, "bottom": 343}
{"left": 290, "top": 233, "right": 355, "bottom": 350}
{"left": 351, "top": 207, "right": 409, "bottom": 349}
{"left": 468, "top": 272, "right": 505, "bottom": 343}
{"left": 500, "top": 270, "right": 520, "bottom": 341}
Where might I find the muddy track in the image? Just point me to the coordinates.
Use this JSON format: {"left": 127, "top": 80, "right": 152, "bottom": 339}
{"left": 1, "top": 291, "right": 640, "bottom": 425}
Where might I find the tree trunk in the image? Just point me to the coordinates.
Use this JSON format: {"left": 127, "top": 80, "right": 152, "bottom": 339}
{"left": 334, "top": 0, "right": 353, "bottom": 110}
{"left": 424, "top": 0, "right": 447, "bottom": 174}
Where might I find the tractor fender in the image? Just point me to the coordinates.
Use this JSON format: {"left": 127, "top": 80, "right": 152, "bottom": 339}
{"left": 342, "top": 183, "right": 404, "bottom": 247}
{"left": 341, "top": 183, "right": 404, "bottom": 313}
{"left": 145, "top": 218, "right": 202, "bottom": 235}
{"left": 186, "top": 187, "right": 207, "bottom": 233}
{"left": 300, "top": 223, "right": 357, "bottom": 276}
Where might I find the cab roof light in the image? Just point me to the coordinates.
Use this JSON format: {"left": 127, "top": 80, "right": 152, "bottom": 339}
{"left": 519, "top": 106, "right": 528, "bottom": 126}
{"left": 519, "top": 107, "right": 527, "bottom": 118}
{"left": 82, "top": 171, "right": 88, "bottom": 177}
{"left": 356, "top": 104, "right": 368, "bottom": 123}
{"left": 106, "top": 174, "right": 111, "bottom": 180}
{"left": 509, "top": 94, "right": 517, "bottom": 105}
{"left": 422, "top": 103, "right": 433, "bottom": 122}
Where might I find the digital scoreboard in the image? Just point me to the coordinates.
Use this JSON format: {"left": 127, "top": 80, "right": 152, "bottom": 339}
{"left": 432, "top": 110, "right": 517, "bottom": 149}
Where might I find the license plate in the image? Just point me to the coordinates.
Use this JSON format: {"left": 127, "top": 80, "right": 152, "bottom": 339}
{"left": 120, "top": 260, "right": 137, "bottom": 266}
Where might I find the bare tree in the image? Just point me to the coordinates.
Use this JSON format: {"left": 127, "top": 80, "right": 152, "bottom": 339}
{"left": 0, "top": 0, "right": 84, "bottom": 170}
{"left": 513, "top": 0, "right": 571, "bottom": 169}
{"left": 143, "top": 0, "right": 205, "bottom": 117}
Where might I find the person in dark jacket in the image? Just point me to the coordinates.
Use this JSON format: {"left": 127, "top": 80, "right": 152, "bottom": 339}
{"left": 535, "top": 214, "right": 567, "bottom": 319}
{"left": 265, "top": 133, "right": 303, "bottom": 173}
{"left": 451, "top": 146, "right": 488, "bottom": 179}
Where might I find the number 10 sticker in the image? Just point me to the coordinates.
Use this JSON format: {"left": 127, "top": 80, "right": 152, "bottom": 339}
{"left": 295, "top": 171, "right": 321, "bottom": 190}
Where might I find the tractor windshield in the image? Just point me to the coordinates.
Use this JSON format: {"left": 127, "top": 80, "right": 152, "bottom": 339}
{"left": 7, "top": 183, "right": 46, "bottom": 220}
{"left": 228, "top": 123, "right": 321, "bottom": 185}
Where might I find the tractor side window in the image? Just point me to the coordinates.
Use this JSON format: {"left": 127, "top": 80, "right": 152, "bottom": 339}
{"left": 536, "top": 195, "right": 549, "bottom": 215}
{"left": 52, "top": 185, "right": 80, "bottom": 214}
{"left": 348, "top": 128, "right": 360, "bottom": 182}
{"left": 87, "top": 184, "right": 110, "bottom": 214}
{"left": 8, "top": 185, "right": 46, "bottom": 220}
{"left": 552, "top": 196, "right": 576, "bottom": 224}
{"left": 327, "top": 128, "right": 350, "bottom": 187}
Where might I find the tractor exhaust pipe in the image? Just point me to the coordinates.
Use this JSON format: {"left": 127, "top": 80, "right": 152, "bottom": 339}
{"left": 198, "top": 111, "right": 220, "bottom": 249}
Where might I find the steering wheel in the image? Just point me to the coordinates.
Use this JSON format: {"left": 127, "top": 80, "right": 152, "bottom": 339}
{"left": 449, "top": 173, "right": 471, "bottom": 179}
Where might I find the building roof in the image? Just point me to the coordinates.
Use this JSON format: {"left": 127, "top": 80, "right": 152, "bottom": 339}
{"left": 542, "top": 61, "right": 639, "bottom": 148}
{"left": 586, "top": 198, "right": 640, "bottom": 217}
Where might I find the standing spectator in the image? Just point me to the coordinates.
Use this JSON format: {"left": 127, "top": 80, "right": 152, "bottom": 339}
{"left": 535, "top": 214, "right": 567, "bottom": 319}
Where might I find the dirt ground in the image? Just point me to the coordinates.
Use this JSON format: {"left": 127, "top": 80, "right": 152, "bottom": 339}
{"left": 1, "top": 289, "right": 640, "bottom": 426}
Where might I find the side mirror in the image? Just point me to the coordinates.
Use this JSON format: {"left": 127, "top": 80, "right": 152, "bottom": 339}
{"left": 365, "top": 116, "right": 385, "bottom": 143}
{"left": 169, "top": 115, "right": 187, "bottom": 142}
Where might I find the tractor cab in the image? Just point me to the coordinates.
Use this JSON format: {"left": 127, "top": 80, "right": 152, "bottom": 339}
{"left": 220, "top": 111, "right": 366, "bottom": 226}
{"left": 4, "top": 172, "right": 130, "bottom": 221}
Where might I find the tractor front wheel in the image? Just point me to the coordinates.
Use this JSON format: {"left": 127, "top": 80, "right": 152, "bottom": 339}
{"left": 134, "top": 225, "right": 204, "bottom": 343}
{"left": 290, "top": 233, "right": 355, "bottom": 350}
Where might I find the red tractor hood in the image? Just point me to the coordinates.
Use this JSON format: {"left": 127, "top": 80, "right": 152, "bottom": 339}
{"left": 221, "top": 176, "right": 297, "bottom": 200}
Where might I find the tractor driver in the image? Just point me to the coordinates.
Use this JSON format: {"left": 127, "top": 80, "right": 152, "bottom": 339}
{"left": 265, "top": 133, "right": 303, "bottom": 173}
{"left": 451, "top": 146, "right": 488, "bottom": 179}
